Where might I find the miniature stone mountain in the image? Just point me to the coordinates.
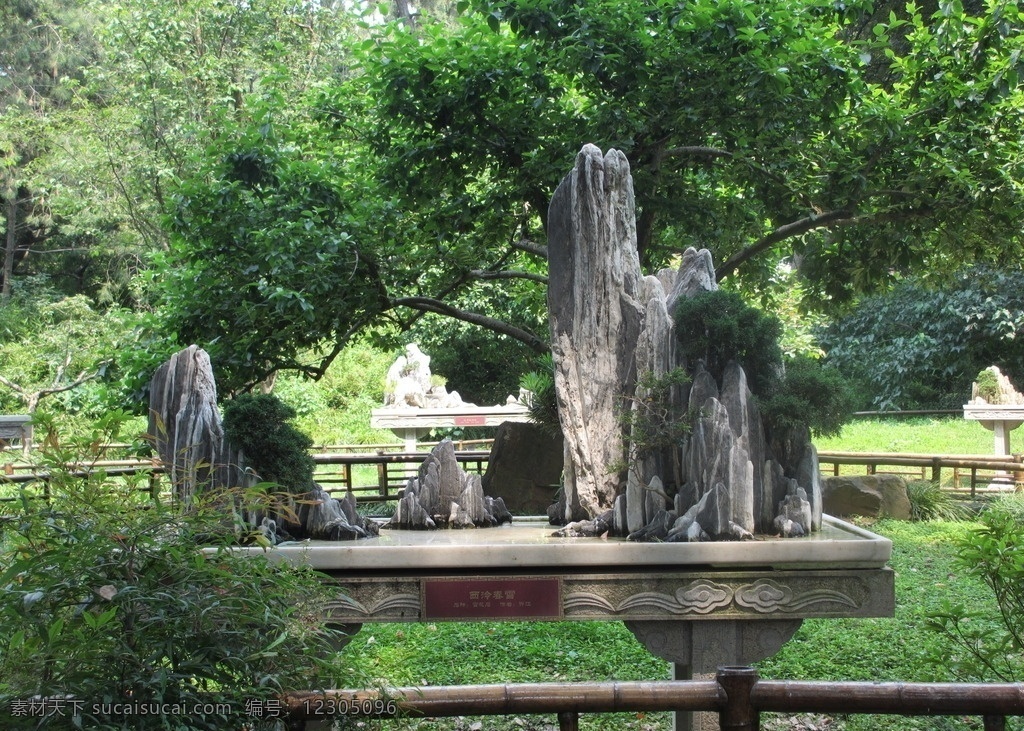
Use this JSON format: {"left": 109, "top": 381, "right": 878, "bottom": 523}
{"left": 386, "top": 438, "right": 513, "bottom": 529}
{"left": 546, "top": 144, "right": 821, "bottom": 541}
{"left": 150, "top": 345, "right": 379, "bottom": 543}
{"left": 969, "top": 365, "right": 1024, "bottom": 405}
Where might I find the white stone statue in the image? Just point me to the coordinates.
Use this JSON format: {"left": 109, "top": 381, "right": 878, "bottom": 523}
{"left": 383, "top": 343, "right": 468, "bottom": 409}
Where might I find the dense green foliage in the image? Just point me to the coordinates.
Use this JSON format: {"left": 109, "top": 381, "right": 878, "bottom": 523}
{"left": 160, "top": 114, "right": 389, "bottom": 393}
{"left": 0, "top": 282, "right": 141, "bottom": 422}
{"left": 820, "top": 266, "right": 1024, "bottom": 410}
{"left": 1, "top": 0, "right": 1023, "bottom": 424}
{"left": 759, "top": 355, "right": 857, "bottom": 438}
{"left": 221, "top": 393, "right": 315, "bottom": 493}
{"left": 148, "top": 0, "right": 1024, "bottom": 391}
{"left": 0, "top": 413, "right": 359, "bottom": 730}
{"left": 675, "top": 289, "right": 783, "bottom": 394}
{"left": 349, "top": 0, "right": 1024, "bottom": 297}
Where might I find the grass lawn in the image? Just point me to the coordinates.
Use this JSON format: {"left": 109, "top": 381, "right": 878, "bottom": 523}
{"left": 337, "top": 519, "right": 1005, "bottom": 731}
{"left": 814, "top": 417, "right": 994, "bottom": 455}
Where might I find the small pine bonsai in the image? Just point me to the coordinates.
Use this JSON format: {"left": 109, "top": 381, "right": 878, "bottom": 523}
{"left": 674, "top": 290, "right": 854, "bottom": 437}
{"left": 974, "top": 368, "right": 1001, "bottom": 403}
{"left": 222, "top": 393, "right": 316, "bottom": 493}
{"left": 673, "top": 289, "right": 783, "bottom": 395}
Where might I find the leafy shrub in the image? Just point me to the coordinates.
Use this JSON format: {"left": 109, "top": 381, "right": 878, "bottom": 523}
{"left": 820, "top": 266, "right": 1024, "bottom": 410}
{"left": 316, "top": 341, "right": 393, "bottom": 408}
{"left": 759, "top": 356, "right": 856, "bottom": 438}
{"left": 674, "top": 289, "right": 783, "bottom": 395}
{"left": 905, "top": 480, "right": 969, "bottom": 522}
{"left": 926, "top": 502, "right": 1024, "bottom": 682}
{"left": 222, "top": 394, "right": 316, "bottom": 493}
{"left": 272, "top": 373, "right": 330, "bottom": 417}
{"left": 0, "top": 412, "right": 360, "bottom": 730}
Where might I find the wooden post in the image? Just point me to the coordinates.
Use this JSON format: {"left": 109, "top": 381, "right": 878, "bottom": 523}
{"left": 717, "top": 666, "right": 759, "bottom": 731}
{"left": 557, "top": 711, "right": 579, "bottom": 731}
{"left": 377, "top": 453, "right": 388, "bottom": 499}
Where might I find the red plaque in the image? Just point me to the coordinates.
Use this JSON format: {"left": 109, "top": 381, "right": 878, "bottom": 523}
{"left": 423, "top": 577, "right": 562, "bottom": 620}
{"left": 453, "top": 415, "right": 487, "bottom": 427}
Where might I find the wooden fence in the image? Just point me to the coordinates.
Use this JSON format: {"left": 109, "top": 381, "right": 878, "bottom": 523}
{"left": 0, "top": 450, "right": 491, "bottom": 503}
{"left": 3, "top": 445, "right": 1021, "bottom": 503}
{"left": 282, "top": 666, "right": 1023, "bottom": 731}
{"left": 817, "top": 451, "right": 1024, "bottom": 497}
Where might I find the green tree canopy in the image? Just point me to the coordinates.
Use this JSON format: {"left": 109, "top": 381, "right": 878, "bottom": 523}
{"left": 148, "top": 0, "right": 1024, "bottom": 393}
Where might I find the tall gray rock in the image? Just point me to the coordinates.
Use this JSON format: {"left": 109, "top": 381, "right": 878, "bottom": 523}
{"left": 149, "top": 345, "right": 378, "bottom": 541}
{"left": 149, "top": 345, "right": 245, "bottom": 503}
{"left": 546, "top": 145, "right": 822, "bottom": 540}
{"left": 548, "top": 145, "right": 645, "bottom": 521}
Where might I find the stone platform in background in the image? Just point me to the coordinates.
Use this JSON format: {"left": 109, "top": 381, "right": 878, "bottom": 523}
{"left": 370, "top": 404, "right": 531, "bottom": 450}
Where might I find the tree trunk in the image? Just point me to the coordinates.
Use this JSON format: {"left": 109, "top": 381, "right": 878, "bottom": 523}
{"left": 394, "top": 0, "right": 416, "bottom": 28}
{"left": 3, "top": 195, "right": 16, "bottom": 302}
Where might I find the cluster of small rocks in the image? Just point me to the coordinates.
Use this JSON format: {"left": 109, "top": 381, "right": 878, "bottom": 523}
{"left": 293, "top": 485, "right": 380, "bottom": 541}
{"left": 388, "top": 439, "right": 513, "bottom": 529}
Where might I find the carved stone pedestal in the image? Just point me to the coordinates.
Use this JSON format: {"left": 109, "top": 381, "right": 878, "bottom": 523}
{"left": 628, "top": 619, "right": 803, "bottom": 731}
{"left": 231, "top": 517, "right": 894, "bottom": 731}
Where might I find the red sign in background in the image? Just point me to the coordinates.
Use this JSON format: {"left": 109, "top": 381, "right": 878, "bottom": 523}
{"left": 453, "top": 415, "right": 487, "bottom": 427}
{"left": 423, "top": 577, "right": 562, "bottom": 620}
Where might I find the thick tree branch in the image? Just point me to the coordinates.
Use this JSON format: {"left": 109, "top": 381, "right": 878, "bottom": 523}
{"left": 716, "top": 206, "right": 935, "bottom": 281}
{"left": 511, "top": 239, "right": 548, "bottom": 259}
{"left": 662, "top": 145, "right": 733, "bottom": 159}
{"left": 716, "top": 209, "right": 854, "bottom": 281}
{"left": 470, "top": 269, "right": 548, "bottom": 284}
{"left": 392, "top": 296, "right": 548, "bottom": 353}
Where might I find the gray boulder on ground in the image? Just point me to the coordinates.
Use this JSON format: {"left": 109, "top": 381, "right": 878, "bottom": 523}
{"left": 821, "top": 475, "right": 911, "bottom": 520}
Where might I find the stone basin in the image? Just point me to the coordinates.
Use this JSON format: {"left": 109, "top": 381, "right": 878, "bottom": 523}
{"left": 261, "top": 515, "right": 890, "bottom": 572}
{"left": 230, "top": 516, "right": 894, "bottom": 625}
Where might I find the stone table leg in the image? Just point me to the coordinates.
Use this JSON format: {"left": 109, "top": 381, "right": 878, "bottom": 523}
{"left": 626, "top": 619, "right": 802, "bottom": 731}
